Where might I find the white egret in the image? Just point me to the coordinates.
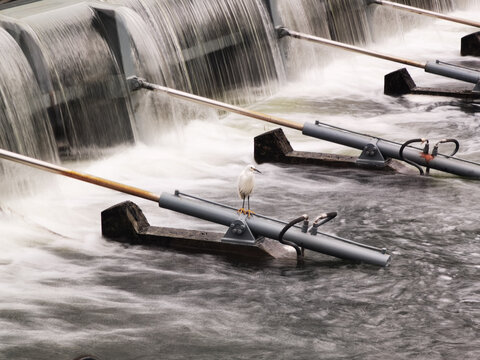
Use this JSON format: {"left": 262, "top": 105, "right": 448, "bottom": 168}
{"left": 237, "top": 164, "right": 261, "bottom": 217}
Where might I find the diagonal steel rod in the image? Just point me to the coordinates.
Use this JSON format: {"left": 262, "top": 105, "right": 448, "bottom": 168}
{"left": 0, "top": 148, "right": 160, "bottom": 202}
{"left": 135, "top": 78, "right": 304, "bottom": 131}
{"left": 369, "top": 0, "right": 480, "bottom": 29}
{"left": 277, "top": 27, "right": 426, "bottom": 68}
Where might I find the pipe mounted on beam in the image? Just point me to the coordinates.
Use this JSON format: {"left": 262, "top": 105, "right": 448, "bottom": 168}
{"left": 132, "top": 77, "right": 480, "bottom": 179}
{"left": 302, "top": 122, "right": 480, "bottom": 179}
{"left": 159, "top": 192, "right": 391, "bottom": 266}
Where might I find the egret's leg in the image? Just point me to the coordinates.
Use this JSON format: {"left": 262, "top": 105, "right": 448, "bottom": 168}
{"left": 238, "top": 197, "right": 246, "bottom": 214}
{"left": 246, "top": 196, "right": 255, "bottom": 217}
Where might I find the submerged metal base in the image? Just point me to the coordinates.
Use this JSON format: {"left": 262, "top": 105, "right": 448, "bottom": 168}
{"left": 101, "top": 201, "right": 297, "bottom": 260}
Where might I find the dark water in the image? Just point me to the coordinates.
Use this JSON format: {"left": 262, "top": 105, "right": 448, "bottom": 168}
{"left": 2, "top": 167, "right": 479, "bottom": 359}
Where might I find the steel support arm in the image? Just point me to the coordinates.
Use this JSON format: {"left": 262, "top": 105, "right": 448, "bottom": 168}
{"left": 302, "top": 122, "right": 480, "bottom": 179}
{"left": 158, "top": 192, "right": 391, "bottom": 266}
{"left": 425, "top": 61, "right": 480, "bottom": 88}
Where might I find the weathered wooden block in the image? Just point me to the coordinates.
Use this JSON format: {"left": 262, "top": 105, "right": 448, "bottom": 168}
{"left": 461, "top": 31, "right": 480, "bottom": 57}
{"left": 384, "top": 68, "right": 480, "bottom": 99}
{"left": 384, "top": 68, "right": 416, "bottom": 96}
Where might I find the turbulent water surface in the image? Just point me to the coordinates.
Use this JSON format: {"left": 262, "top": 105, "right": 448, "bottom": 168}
{"left": 0, "top": 2, "right": 479, "bottom": 360}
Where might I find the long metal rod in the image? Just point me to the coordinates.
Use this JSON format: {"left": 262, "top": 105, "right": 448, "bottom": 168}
{"left": 135, "top": 78, "right": 304, "bottom": 131}
{"left": 278, "top": 27, "right": 426, "bottom": 68}
{"left": 0, "top": 149, "right": 160, "bottom": 202}
{"left": 369, "top": 0, "right": 480, "bottom": 29}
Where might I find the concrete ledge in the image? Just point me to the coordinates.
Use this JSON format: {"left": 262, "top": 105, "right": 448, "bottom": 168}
{"left": 101, "top": 201, "right": 297, "bottom": 260}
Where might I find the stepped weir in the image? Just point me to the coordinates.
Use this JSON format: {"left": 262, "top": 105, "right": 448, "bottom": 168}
{"left": 0, "top": 0, "right": 459, "bottom": 160}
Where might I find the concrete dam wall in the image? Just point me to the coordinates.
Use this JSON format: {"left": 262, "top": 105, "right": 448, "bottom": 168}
{"left": 0, "top": 0, "right": 464, "bottom": 159}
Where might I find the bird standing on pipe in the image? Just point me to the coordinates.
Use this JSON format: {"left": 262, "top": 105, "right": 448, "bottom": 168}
{"left": 237, "top": 164, "right": 261, "bottom": 217}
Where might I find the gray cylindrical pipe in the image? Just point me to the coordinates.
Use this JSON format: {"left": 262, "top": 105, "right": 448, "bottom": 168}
{"left": 425, "top": 61, "right": 480, "bottom": 85}
{"left": 302, "top": 122, "right": 480, "bottom": 179}
{"left": 158, "top": 192, "right": 391, "bottom": 266}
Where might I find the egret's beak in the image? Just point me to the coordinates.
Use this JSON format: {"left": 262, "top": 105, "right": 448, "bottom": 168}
{"left": 253, "top": 167, "right": 262, "bottom": 174}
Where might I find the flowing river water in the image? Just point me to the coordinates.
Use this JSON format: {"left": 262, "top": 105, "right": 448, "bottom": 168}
{"left": 0, "top": 1, "right": 479, "bottom": 359}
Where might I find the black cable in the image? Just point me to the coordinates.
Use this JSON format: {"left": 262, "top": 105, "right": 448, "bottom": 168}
{"left": 313, "top": 212, "right": 337, "bottom": 227}
{"left": 399, "top": 138, "right": 426, "bottom": 175}
{"left": 432, "top": 139, "right": 460, "bottom": 157}
{"left": 278, "top": 215, "right": 307, "bottom": 256}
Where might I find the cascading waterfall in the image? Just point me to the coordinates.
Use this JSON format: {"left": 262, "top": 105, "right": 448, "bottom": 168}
{"left": 107, "top": 5, "right": 183, "bottom": 141}
{"left": 0, "top": 27, "right": 55, "bottom": 158}
{"left": 108, "top": 0, "right": 285, "bottom": 143}
{"left": 22, "top": 3, "right": 135, "bottom": 154}
{"left": 104, "top": 0, "right": 285, "bottom": 141}
{"left": 274, "top": 0, "right": 457, "bottom": 78}
{"left": 274, "top": 0, "right": 456, "bottom": 45}
{"left": 0, "top": 27, "right": 57, "bottom": 197}
{"left": 368, "top": 0, "right": 455, "bottom": 42}
{"left": 0, "top": 0, "right": 285, "bottom": 153}
{"left": 0, "top": 0, "right": 459, "bottom": 159}
{"left": 105, "top": 0, "right": 284, "bottom": 100}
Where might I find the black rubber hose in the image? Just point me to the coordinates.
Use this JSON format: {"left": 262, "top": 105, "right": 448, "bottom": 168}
{"left": 314, "top": 212, "right": 337, "bottom": 227}
{"left": 278, "top": 215, "right": 306, "bottom": 256}
{"left": 399, "top": 138, "right": 426, "bottom": 175}
{"left": 432, "top": 139, "right": 460, "bottom": 157}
